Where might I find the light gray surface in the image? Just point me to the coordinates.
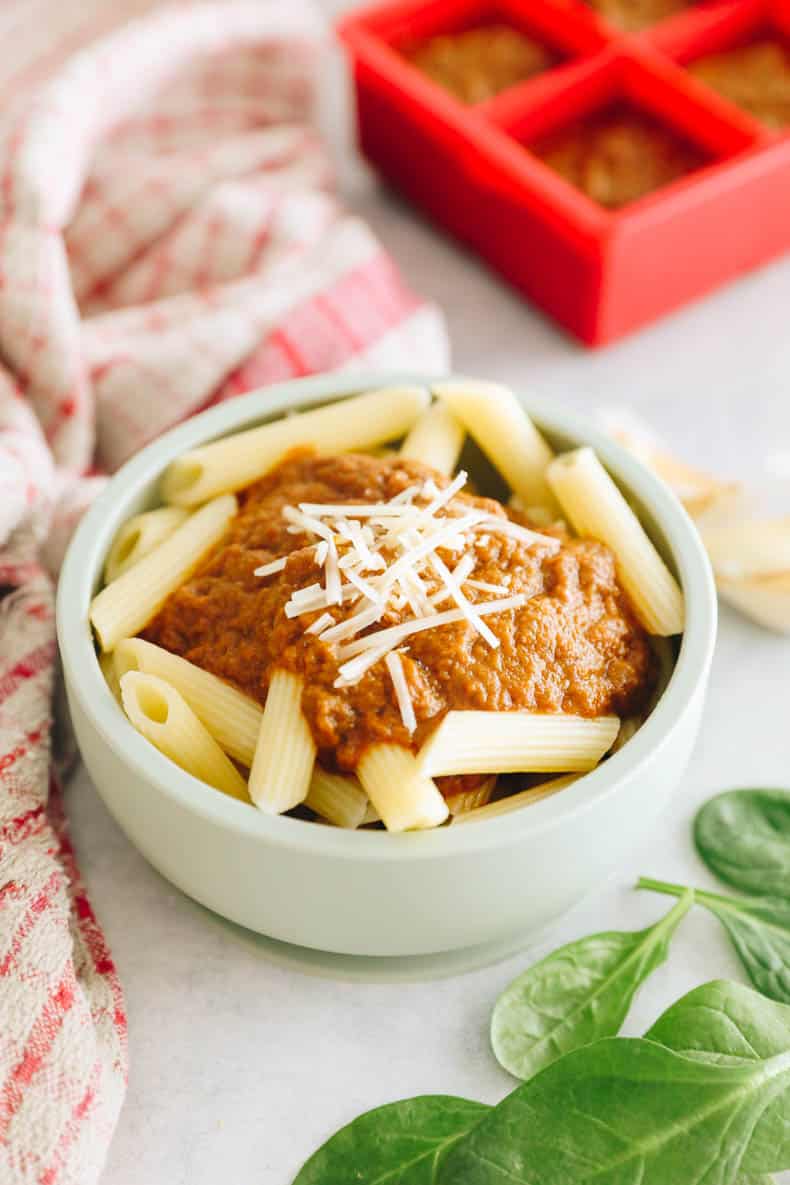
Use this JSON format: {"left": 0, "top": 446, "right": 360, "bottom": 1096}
{"left": 71, "top": 10, "right": 790, "bottom": 1182}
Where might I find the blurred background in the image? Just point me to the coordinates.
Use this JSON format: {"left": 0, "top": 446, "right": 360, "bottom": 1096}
{"left": 4, "top": 0, "right": 789, "bottom": 483}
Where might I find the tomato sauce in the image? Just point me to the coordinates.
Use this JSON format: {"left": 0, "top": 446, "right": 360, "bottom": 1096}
{"left": 146, "top": 451, "right": 655, "bottom": 774}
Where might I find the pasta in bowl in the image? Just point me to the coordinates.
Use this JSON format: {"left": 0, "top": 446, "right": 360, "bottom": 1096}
{"left": 58, "top": 373, "right": 716, "bottom": 957}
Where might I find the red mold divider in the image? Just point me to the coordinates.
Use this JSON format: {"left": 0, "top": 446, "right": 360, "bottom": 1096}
{"left": 339, "top": 0, "right": 790, "bottom": 345}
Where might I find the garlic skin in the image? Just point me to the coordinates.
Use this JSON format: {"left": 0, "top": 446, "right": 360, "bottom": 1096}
{"left": 598, "top": 407, "right": 790, "bottom": 635}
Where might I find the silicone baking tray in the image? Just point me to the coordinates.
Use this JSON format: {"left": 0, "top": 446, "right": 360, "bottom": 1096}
{"left": 338, "top": 0, "right": 790, "bottom": 345}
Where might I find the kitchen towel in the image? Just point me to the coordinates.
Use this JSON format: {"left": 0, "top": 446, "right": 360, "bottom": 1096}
{"left": 0, "top": 5, "right": 448, "bottom": 1183}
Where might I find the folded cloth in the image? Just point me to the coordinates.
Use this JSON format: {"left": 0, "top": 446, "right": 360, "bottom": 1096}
{"left": 0, "top": 5, "right": 448, "bottom": 1183}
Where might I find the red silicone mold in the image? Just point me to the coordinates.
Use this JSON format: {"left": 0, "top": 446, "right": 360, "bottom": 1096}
{"left": 338, "top": 0, "right": 790, "bottom": 345}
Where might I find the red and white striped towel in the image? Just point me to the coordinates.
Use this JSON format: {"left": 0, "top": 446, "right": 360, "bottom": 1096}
{"left": 0, "top": 5, "right": 448, "bottom": 1182}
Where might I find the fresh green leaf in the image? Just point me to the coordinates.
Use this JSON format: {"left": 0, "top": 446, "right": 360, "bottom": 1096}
{"left": 695, "top": 789, "right": 790, "bottom": 898}
{"left": 700, "top": 895, "right": 790, "bottom": 1007}
{"left": 645, "top": 979, "right": 790, "bottom": 1171}
{"left": 646, "top": 978, "right": 790, "bottom": 1062}
{"left": 490, "top": 892, "right": 693, "bottom": 1080}
{"left": 295, "top": 981, "right": 790, "bottom": 1185}
{"left": 292, "top": 1096, "right": 489, "bottom": 1185}
{"left": 439, "top": 1031, "right": 790, "bottom": 1183}
{"left": 639, "top": 877, "right": 790, "bottom": 1005}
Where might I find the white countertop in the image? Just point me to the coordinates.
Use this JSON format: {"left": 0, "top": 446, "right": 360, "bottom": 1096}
{"left": 70, "top": 14, "right": 790, "bottom": 1182}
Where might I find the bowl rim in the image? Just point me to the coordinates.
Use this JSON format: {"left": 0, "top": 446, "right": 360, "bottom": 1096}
{"left": 57, "top": 370, "right": 717, "bottom": 861}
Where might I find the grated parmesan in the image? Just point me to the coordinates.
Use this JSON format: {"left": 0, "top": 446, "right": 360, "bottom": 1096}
{"left": 385, "top": 651, "right": 417, "bottom": 734}
{"left": 337, "top": 595, "right": 527, "bottom": 667}
{"left": 259, "top": 470, "right": 539, "bottom": 688}
{"left": 253, "top": 556, "right": 288, "bottom": 578}
{"left": 429, "top": 553, "right": 499, "bottom": 648}
{"left": 306, "top": 611, "right": 335, "bottom": 635}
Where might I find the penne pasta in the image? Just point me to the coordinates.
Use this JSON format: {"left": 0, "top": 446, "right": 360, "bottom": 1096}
{"left": 248, "top": 669, "right": 316, "bottom": 814}
{"left": 114, "top": 638, "right": 262, "bottom": 767}
{"left": 547, "top": 447, "right": 684, "bottom": 636}
{"left": 418, "top": 711, "right": 620, "bottom": 777}
{"left": 120, "top": 671, "right": 249, "bottom": 801}
{"left": 99, "top": 651, "right": 121, "bottom": 703}
{"left": 356, "top": 743, "right": 449, "bottom": 833}
{"left": 104, "top": 506, "right": 188, "bottom": 583}
{"left": 306, "top": 767, "right": 369, "bottom": 829}
{"left": 453, "top": 774, "right": 580, "bottom": 824}
{"left": 161, "top": 386, "right": 430, "bottom": 507}
{"left": 433, "top": 379, "right": 558, "bottom": 512}
{"left": 444, "top": 775, "right": 497, "bottom": 816}
{"left": 399, "top": 399, "right": 465, "bottom": 476}
{"left": 96, "top": 386, "right": 682, "bottom": 835}
{"left": 90, "top": 494, "right": 237, "bottom": 651}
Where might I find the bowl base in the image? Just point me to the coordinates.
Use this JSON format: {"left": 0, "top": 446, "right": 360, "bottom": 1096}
{"left": 197, "top": 900, "right": 546, "bottom": 983}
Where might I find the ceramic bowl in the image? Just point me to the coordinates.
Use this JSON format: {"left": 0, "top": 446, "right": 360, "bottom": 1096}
{"left": 57, "top": 372, "right": 717, "bottom": 958}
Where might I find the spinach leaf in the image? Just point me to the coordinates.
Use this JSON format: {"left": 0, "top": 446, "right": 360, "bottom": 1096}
{"left": 691, "top": 895, "right": 790, "bottom": 1007}
{"left": 695, "top": 789, "right": 790, "bottom": 898}
{"left": 645, "top": 978, "right": 790, "bottom": 1172}
{"left": 439, "top": 1030, "right": 790, "bottom": 1183}
{"left": 295, "top": 981, "right": 790, "bottom": 1185}
{"left": 646, "top": 978, "right": 790, "bottom": 1062}
{"left": 490, "top": 892, "right": 693, "bottom": 1080}
{"left": 639, "top": 877, "right": 790, "bottom": 1005}
{"left": 292, "top": 1096, "right": 488, "bottom": 1185}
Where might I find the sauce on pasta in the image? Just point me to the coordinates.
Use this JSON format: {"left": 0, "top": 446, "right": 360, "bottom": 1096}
{"left": 145, "top": 450, "right": 655, "bottom": 785}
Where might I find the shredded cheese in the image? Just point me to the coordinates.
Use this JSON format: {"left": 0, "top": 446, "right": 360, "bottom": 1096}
{"left": 430, "top": 553, "right": 476, "bottom": 607}
{"left": 306, "top": 611, "right": 335, "bottom": 635}
{"left": 253, "top": 556, "right": 287, "bottom": 578}
{"left": 400, "top": 567, "right": 433, "bottom": 618}
{"left": 335, "top": 643, "right": 393, "bottom": 688}
{"left": 453, "top": 554, "right": 477, "bottom": 583}
{"left": 285, "top": 582, "right": 358, "bottom": 618}
{"left": 466, "top": 577, "right": 510, "bottom": 595}
{"left": 292, "top": 583, "right": 323, "bottom": 604}
{"left": 319, "top": 604, "right": 383, "bottom": 645}
{"left": 429, "top": 553, "right": 499, "bottom": 648}
{"left": 283, "top": 506, "right": 334, "bottom": 542}
{"left": 325, "top": 537, "right": 341, "bottom": 606}
{"left": 257, "top": 470, "right": 543, "bottom": 687}
{"left": 423, "top": 469, "right": 467, "bottom": 517}
{"left": 298, "top": 499, "right": 417, "bottom": 518}
{"left": 477, "top": 518, "right": 560, "bottom": 550}
{"left": 343, "top": 566, "right": 384, "bottom": 604}
{"left": 379, "top": 511, "right": 488, "bottom": 595}
{"left": 385, "top": 651, "right": 417, "bottom": 734}
{"left": 337, "top": 595, "right": 527, "bottom": 665}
